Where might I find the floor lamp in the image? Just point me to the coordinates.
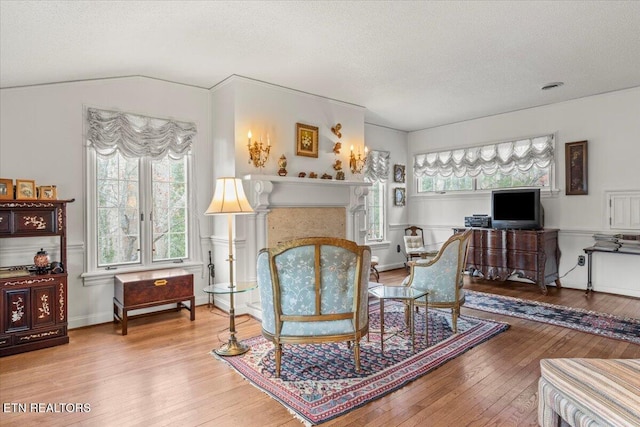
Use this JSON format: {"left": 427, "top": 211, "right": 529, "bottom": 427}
{"left": 205, "top": 177, "right": 254, "bottom": 356}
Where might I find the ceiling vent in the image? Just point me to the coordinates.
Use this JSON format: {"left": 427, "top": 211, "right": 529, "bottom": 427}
{"left": 541, "top": 82, "right": 564, "bottom": 90}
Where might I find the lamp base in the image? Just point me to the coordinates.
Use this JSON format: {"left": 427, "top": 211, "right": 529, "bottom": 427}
{"left": 214, "top": 337, "right": 250, "bottom": 357}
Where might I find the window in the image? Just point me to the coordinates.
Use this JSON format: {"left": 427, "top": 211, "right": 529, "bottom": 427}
{"left": 415, "top": 134, "right": 554, "bottom": 193}
{"left": 86, "top": 108, "right": 196, "bottom": 272}
{"left": 366, "top": 180, "right": 385, "bottom": 241}
{"left": 95, "top": 153, "right": 188, "bottom": 267}
{"left": 363, "top": 150, "right": 390, "bottom": 243}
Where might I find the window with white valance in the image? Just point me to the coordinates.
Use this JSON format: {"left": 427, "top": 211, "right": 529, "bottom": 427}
{"left": 364, "top": 150, "right": 390, "bottom": 242}
{"left": 414, "top": 134, "right": 555, "bottom": 193}
{"left": 85, "top": 108, "right": 197, "bottom": 271}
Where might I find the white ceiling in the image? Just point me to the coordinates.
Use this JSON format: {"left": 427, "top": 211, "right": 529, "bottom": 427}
{"left": 2, "top": 1, "right": 640, "bottom": 132}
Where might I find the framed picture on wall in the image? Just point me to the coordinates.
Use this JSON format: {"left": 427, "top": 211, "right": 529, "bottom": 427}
{"left": 15, "top": 179, "right": 37, "bottom": 200}
{"left": 565, "top": 140, "right": 588, "bottom": 195}
{"left": 296, "top": 123, "right": 319, "bottom": 158}
{"left": 394, "top": 187, "right": 406, "bottom": 206}
{"left": 0, "top": 178, "right": 13, "bottom": 200}
{"left": 394, "top": 164, "right": 405, "bottom": 183}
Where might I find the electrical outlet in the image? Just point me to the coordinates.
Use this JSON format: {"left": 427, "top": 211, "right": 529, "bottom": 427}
{"left": 578, "top": 255, "right": 585, "bottom": 266}
{"left": 397, "top": 244, "right": 401, "bottom": 253}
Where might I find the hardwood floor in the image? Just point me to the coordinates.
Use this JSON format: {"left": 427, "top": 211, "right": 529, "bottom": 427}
{"left": 1, "top": 269, "right": 638, "bottom": 426}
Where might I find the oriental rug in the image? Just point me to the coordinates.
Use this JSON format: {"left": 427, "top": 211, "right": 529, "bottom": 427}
{"left": 213, "top": 303, "right": 508, "bottom": 426}
{"left": 464, "top": 290, "right": 640, "bottom": 345}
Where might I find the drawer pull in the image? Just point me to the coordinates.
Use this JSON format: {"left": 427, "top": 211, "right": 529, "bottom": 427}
{"left": 154, "top": 279, "right": 168, "bottom": 286}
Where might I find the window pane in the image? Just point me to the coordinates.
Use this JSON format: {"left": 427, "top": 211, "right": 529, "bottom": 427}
{"left": 96, "top": 153, "right": 140, "bottom": 266}
{"left": 417, "top": 175, "right": 472, "bottom": 192}
{"left": 152, "top": 157, "right": 188, "bottom": 261}
{"left": 366, "top": 181, "right": 384, "bottom": 241}
{"left": 478, "top": 165, "right": 550, "bottom": 189}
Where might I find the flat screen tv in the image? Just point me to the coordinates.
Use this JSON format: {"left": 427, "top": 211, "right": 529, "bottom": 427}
{"left": 491, "top": 188, "right": 543, "bottom": 230}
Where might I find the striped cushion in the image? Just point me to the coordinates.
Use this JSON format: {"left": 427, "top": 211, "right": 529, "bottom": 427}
{"left": 538, "top": 358, "right": 640, "bottom": 427}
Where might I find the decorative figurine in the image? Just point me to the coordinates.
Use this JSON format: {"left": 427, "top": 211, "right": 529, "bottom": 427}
{"left": 321, "top": 173, "right": 332, "bottom": 180}
{"left": 336, "top": 171, "right": 345, "bottom": 180}
{"left": 333, "top": 159, "right": 342, "bottom": 171}
{"left": 309, "top": 172, "right": 318, "bottom": 179}
{"left": 298, "top": 172, "right": 306, "bottom": 178}
{"left": 333, "top": 142, "right": 342, "bottom": 154}
{"left": 277, "top": 154, "right": 288, "bottom": 176}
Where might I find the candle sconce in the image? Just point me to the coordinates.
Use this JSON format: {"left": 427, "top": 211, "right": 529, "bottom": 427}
{"left": 247, "top": 131, "right": 271, "bottom": 168}
{"left": 349, "top": 145, "right": 368, "bottom": 174}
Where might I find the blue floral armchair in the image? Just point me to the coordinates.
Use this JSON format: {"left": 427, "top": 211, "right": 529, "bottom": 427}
{"left": 257, "top": 237, "right": 371, "bottom": 378}
{"left": 402, "top": 230, "right": 472, "bottom": 333}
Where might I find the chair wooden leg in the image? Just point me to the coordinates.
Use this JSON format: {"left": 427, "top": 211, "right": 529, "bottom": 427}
{"left": 275, "top": 343, "right": 282, "bottom": 378}
{"left": 452, "top": 308, "right": 458, "bottom": 334}
{"left": 354, "top": 340, "right": 361, "bottom": 372}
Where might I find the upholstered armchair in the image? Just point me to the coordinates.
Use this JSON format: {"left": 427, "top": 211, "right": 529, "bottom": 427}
{"left": 402, "top": 229, "right": 472, "bottom": 333}
{"left": 257, "top": 237, "right": 371, "bottom": 378}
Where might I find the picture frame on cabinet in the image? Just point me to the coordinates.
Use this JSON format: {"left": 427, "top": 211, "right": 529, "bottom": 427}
{"left": 565, "top": 140, "right": 588, "bottom": 195}
{"left": 296, "top": 123, "right": 319, "bottom": 158}
{"left": 15, "top": 179, "right": 37, "bottom": 200}
{"left": 0, "top": 178, "right": 13, "bottom": 200}
{"left": 38, "top": 185, "right": 57, "bottom": 200}
{"left": 394, "top": 164, "right": 405, "bottom": 183}
{"left": 394, "top": 187, "right": 406, "bottom": 206}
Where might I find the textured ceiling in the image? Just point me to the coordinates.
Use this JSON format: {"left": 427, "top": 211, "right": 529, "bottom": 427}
{"left": 2, "top": 1, "right": 640, "bottom": 131}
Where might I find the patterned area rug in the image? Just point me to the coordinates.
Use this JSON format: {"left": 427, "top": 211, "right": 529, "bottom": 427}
{"left": 464, "top": 290, "right": 640, "bottom": 345}
{"left": 214, "top": 303, "right": 508, "bottom": 426}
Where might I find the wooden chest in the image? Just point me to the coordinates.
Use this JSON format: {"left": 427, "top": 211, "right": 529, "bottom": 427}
{"left": 113, "top": 268, "right": 195, "bottom": 335}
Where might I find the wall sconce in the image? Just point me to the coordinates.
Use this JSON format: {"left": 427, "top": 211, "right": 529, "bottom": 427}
{"left": 349, "top": 145, "right": 368, "bottom": 174}
{"left": 247, "top": 131, "right": 271, "bottom": 168}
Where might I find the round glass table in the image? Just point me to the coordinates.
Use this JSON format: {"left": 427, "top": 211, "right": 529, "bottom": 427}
{"left": 203, "top": 281, "right": 257, "bottom": 356}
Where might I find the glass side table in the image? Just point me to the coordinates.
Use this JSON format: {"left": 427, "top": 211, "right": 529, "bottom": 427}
{"left": 203, "top": 281, "right": 257, "bottom": 356}
{"left": 368, "top": 285, "right": 428, "bottom": 353}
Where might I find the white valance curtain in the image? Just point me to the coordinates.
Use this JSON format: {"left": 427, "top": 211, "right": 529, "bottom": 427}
{"left": 86, "top": 108, "right": 197, "bottom": 159}
{"left": 413, "top": 134, "right": 554, "bottom": 178}
{"left": 364, "top": 150, "right": 390, "bottom": 182}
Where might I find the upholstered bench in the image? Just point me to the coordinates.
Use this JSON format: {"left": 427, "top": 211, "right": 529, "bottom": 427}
{"left": 538, "top": 358, "right": 640, "bottom": 427}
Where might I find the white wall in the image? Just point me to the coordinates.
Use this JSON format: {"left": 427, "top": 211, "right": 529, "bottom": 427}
{"left": 364, "top": 123, "right": 409, "bottom": 271}
{"left": 0, "top": 77, "right": 212, "bottom": 327}
{"left": 407, "top": 87, "right": 640, "bottom": 297}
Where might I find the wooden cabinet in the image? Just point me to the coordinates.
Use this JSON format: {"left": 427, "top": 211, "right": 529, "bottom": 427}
{"left": 114, "top": 268, "right": 195, "bottom": 335}
{"left": 0, "top": 199, "right": 73, "bottom": 356}
{"left": 454, "top": 228, "right": 561, "bottom": 294}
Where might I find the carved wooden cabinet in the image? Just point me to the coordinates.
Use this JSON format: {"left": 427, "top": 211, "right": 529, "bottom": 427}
{"left": 0, "top": 199, "right": 73, "bottom": 356}
{"left": 453, "top": 227, "right": 561, "bottom": 294}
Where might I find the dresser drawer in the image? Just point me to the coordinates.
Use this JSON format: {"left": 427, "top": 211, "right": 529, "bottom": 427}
{"left": 114, "top": 269, "right": 193, "bottom": 307}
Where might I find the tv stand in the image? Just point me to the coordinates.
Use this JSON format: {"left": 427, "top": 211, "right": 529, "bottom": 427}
{"left": 453, "top": 228, "right": 561, "bottom": 294}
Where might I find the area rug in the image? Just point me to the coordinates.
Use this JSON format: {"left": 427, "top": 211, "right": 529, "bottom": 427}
{"left": 464, "top": 290, "right": 640, "bottom": 345}
{"left": 213, "top": 303, "right": 508, "bottom": 426}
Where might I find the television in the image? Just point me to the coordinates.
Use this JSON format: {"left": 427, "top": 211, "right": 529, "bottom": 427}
{"left": 491, "top": 188, "right": 543, "bottom": 230}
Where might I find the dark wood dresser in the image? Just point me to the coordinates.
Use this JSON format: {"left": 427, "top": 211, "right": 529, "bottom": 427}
{"left": 1, "top": 199, "right": 73, "bottom": 357}
{"left": 114, "top": 268, "right": 195, "bottom": 335}
{"left": 453, "top": 228, "right": 561, "bottom": 294}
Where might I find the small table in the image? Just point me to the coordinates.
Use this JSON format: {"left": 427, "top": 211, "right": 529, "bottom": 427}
{"left": 368, "top": 285, "right": 429, "bottom": 353}
{"left": 203, "top": 281, "right": 257, "bottom": 356}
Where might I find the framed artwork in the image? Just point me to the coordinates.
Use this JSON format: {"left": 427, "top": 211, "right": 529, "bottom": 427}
{"left": 565, "top": 140, "right": 588, "bottom": 195}
{"left": 394, "top": 187, "right": 406, "bottom": 206}
{"left": 38, "top": 185, "right": 57, "bottom": 200}
{"left": 15, "top": 179, "right": 37, "bottom": 200}
{"left": 0, "top": 178, "right": 13, "bottom": 200}
{"left": 296, "top": 123, "right": 319, "bottom": 158}
{"left": 394, "top": 164, "right": 406, "bottom": 183}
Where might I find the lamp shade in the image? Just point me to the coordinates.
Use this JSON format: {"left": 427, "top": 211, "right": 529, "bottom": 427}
{"left": 204, "top": 177, "right": 254, "bottom": 215}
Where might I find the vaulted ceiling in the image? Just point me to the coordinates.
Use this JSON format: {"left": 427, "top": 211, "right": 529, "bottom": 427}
{"left": 2, "top": 1, "right": 639, "bottom": 131}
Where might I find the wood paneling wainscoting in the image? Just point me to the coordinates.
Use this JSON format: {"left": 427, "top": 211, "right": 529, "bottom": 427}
{"left": 1, "top": 269, "right": 638, "bottom": 426}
